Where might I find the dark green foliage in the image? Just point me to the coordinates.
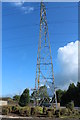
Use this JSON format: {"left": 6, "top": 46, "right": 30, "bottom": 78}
{"left": 66, "top": 101, "right": 74, "bottom": 111}
{"left": 19, "top": 88, "right": 30, "bottom": 107}
{"left": 46, "top": 108, "right": 55, "bottom": 116}
{"left": 43, "top": 107, "right": 47, "bottom": 114}
{"left": 55, "top": 109, "right": 60, "bottom": 118}
{"left": 2, "top": 107, "right": 9, "bottom": 115}
{"left": 2, "top": 106, "right": 13, "bottom": 115}
{"left": 57, "top": 82, "right": 80, "bottom": 107}
{"left": 75, "top": 82, "right": 80, "bottom": 107}
{"left": 38, "top": 85, "right": 49, "bottom": 99}
{"left": 36, "top": 106, "right": 43, "bottom": 114}
{"left": 60, "top": 108, "right": 69, "bottom": 116}
{"left": 7, "top": 106, "right": 12, "bottom": 113}
{"left": 72, "top": 109, "right": 80, "bottom": 116}
{"left": 31, "top": 90, "right": 37, "bottom": 98}
{"left": 12, "top": 106, "right": 20, "bottom": 114}
{"left": 13, "top": 95, "right": 20, "bottom": 102}
{"left": 31, "top": 107, "right": 37, "bottom": 116}
{"left": 46, "top": 111, "right": 53, "bottom": 117}
{"left": 56, "top": 89, "right": 66, "bottom": 103}
{"left": 12, "top": 106, "right": 17, "bottom": 112}
{"left": 19, "top": 107, "right": 31, "bottom": 117}
{"left": 19, "top": 108, "right": 24, "bottom": 116}
{"left": 31, "top": 85, "right": 49, "bottom": 105}
{"left": 61, "top": 83, "right": 76, "bottom": 106}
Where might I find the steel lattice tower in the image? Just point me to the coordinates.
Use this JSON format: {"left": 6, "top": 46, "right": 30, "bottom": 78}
{"left": 35, "top": 2, "right": 57, "bottom": 107}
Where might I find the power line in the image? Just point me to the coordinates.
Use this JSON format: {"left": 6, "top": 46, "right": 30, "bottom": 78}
{"left": 2, "top": 5, "right": 40, "bottom": 11}
{"left": 2, "top": 31, "right": 77, "bottom": 48}
{"left": 3, "top": 4, "right": 78, "bottom": 11}
{"left": 2, "top": 33, "right": 77, "bottom": 46}
{"left": 2, "top": 23, "right": 39, "bottom": 31}
{"left": 2, "top": 4, "right": 78, "bottom": 17}
{"left": 3, "top": 7, "right": 40, "bottom": 16}
{"left": 2, "top": 19, "right": 78, "bottom": 31}
{"left": 2, "top": 3, "right": 40, "bottom": 10}
{"left": 2, "top": 40, "right": 73, "bottom": 50}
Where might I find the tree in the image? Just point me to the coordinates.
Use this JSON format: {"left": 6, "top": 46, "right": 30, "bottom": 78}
{"left": 60, "top": 83, "right": 76, "bottom": 106}
{"left": 13, "top": 95, "right": 20, "bottom": 102}
{"left": 66, "top": 101, "right": 74, "bottom": 110}
{"left": 19, "top": 88, "right": 30, "bottom": 107}
{"left": 56, "top": 89, "right": 65, "bottom": 103}
{"left": 39, "top": 85, "right": 49, "bottom": 99}
{"left": 31, "top": 82, "right": 80, "bottom": 107}
{"left": 31, "top": 85, "right": 49, "bottom": 99}
{"left": 60, "top": 82, "right": 80, "bottom": 107}
{"left": 31, "top": 85, "right": 49, "bottom": 105}
{"left": 67, "top": 83, "right": 76, "bottom": 102}
{"left": 76, "top": 82, "right": 80, "bottom": 107}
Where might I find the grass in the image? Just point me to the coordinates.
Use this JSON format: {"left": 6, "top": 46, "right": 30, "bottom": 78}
{"left": 60, "top": 114, "right": 80, "bottom": 119}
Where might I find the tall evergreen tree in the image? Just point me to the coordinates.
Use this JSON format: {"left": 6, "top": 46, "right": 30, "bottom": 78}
{"left": 19, "top": 88, "right": 30, "bottom": 107}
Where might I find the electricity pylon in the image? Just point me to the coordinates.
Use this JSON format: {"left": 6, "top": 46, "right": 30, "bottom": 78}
{"left": 35, "top": 2, "right": 57, "bottom": 108}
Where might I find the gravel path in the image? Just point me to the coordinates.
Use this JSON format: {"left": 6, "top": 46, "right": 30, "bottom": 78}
{"left": 0, "top": 115, "right": 80, "bottom": 120}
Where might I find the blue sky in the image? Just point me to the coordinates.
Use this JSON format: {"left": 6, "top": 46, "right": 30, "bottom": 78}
{"left": 2, "top": 2, "right": 78, "bottom": 97}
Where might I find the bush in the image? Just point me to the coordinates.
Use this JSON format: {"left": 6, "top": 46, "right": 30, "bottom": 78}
{"left": 60, "top": 108, "right": 69, "bottom": 116}
{"left": 68, "top": 109, "right": 72, "bottom": 115}
{"left": 72, "top": 109, "right": 80, "bottom": 116}
{"left": 19, "top": 108, "right": 24, "bottom": 116}
{"left": 8, "top": 106, "right": 12, "bottom": 113}
{"left": 31, "top": 107, "right": 37, "bottom": 116}
{"left": 12, "top": 106, "right": 17, "bottom": 112}
{"left": 55, "top": 109, "right": 60, "bottom": 118}
{"left": 2, "top": 107, "right": 9, "bottom": 115}
{"left": 19, "top": 107, "right": 31, "bottom": 117}
{"left": 46, "top": 111, "right": 53, "bottom": 117}
{"left": 43, "top": 107, "right": 47, "bottom": 114}
{"left": 47, "top": 108, "right": 55, "bottom": 115}
{"left": 19, "top": 88, "right": 30, "bottom": 107}
{"left": 13, "top": 95, "right": 20, "bottom": 102}
{"left": 66, "top": 101, "right": 74, "bottom": 111}
{"left": 36, "top": 107, "right": 43, "bottom": 114}
{"left": 12, "top": 106, "right": 20, "bottom": 114}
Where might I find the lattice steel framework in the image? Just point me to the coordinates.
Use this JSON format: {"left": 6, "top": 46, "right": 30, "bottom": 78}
{"left": 35, "top": 2, "right": 57, "bottom": 107}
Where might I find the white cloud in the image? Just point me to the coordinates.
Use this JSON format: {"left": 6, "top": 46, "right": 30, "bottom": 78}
{"left": 23, "top": 6, "right": 34, "bottom": 14}
{"left": 58, "top": 41, "right": 78, "bottom": 74}
{"left": 55, "top": 40, "right": 79, "bottom": 90}
{"left": 14, "top": 2, "right": 24, "bottom": 7}
{"left": 12, "top": 2, "right": 34, "bottom": 14}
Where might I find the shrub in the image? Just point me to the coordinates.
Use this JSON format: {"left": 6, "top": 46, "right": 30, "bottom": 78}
{"left": 2, "top": 107, "right": 9, "bottom": 115}
{"left": 68, "top": 109, "right": 72, "bottom": 115}
{"left": 13, "top": 95, "right": 20, "bottom": 102}
{"left": 24, "top": 106, "right": 31, "bottom": 116}
{"left": 12, "top": 106, "right": 20, "bottom": 114}
{"left": 19, "top": 88, "right": 30, "bottom": 107}
{"left": 7, "top": 106, "right": 12, "bottom": 113}
{"left": 46, "top": 111, "right": 53, "bottom": 117}
{"left": 60, "top": 108, "right": 68, "bottom": 116}
{"left": 19, "top": 107, "right": 31, "bottom": 117}
{"left": 72, "top": 109, "right": 80, "bottom": 116}
{"left": 31, "top": 107, "right": 37, "bottom": 116}
{"left": 19, "top": 108, "right": 24, "bottom": 116}
{"left": 36, "top": 107, "right": 43, "bottom": 114}
{"left": 43, "top": 107, "right": 47, "bottom": 114}
{"left": 55, "top": 109, "right": 60, "bottom": 118}
{"left": 66, "top": 101, "right": 74, "bottom": 111}
{"left": 47, "top": 108, "right": 55, "bottom": 115}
